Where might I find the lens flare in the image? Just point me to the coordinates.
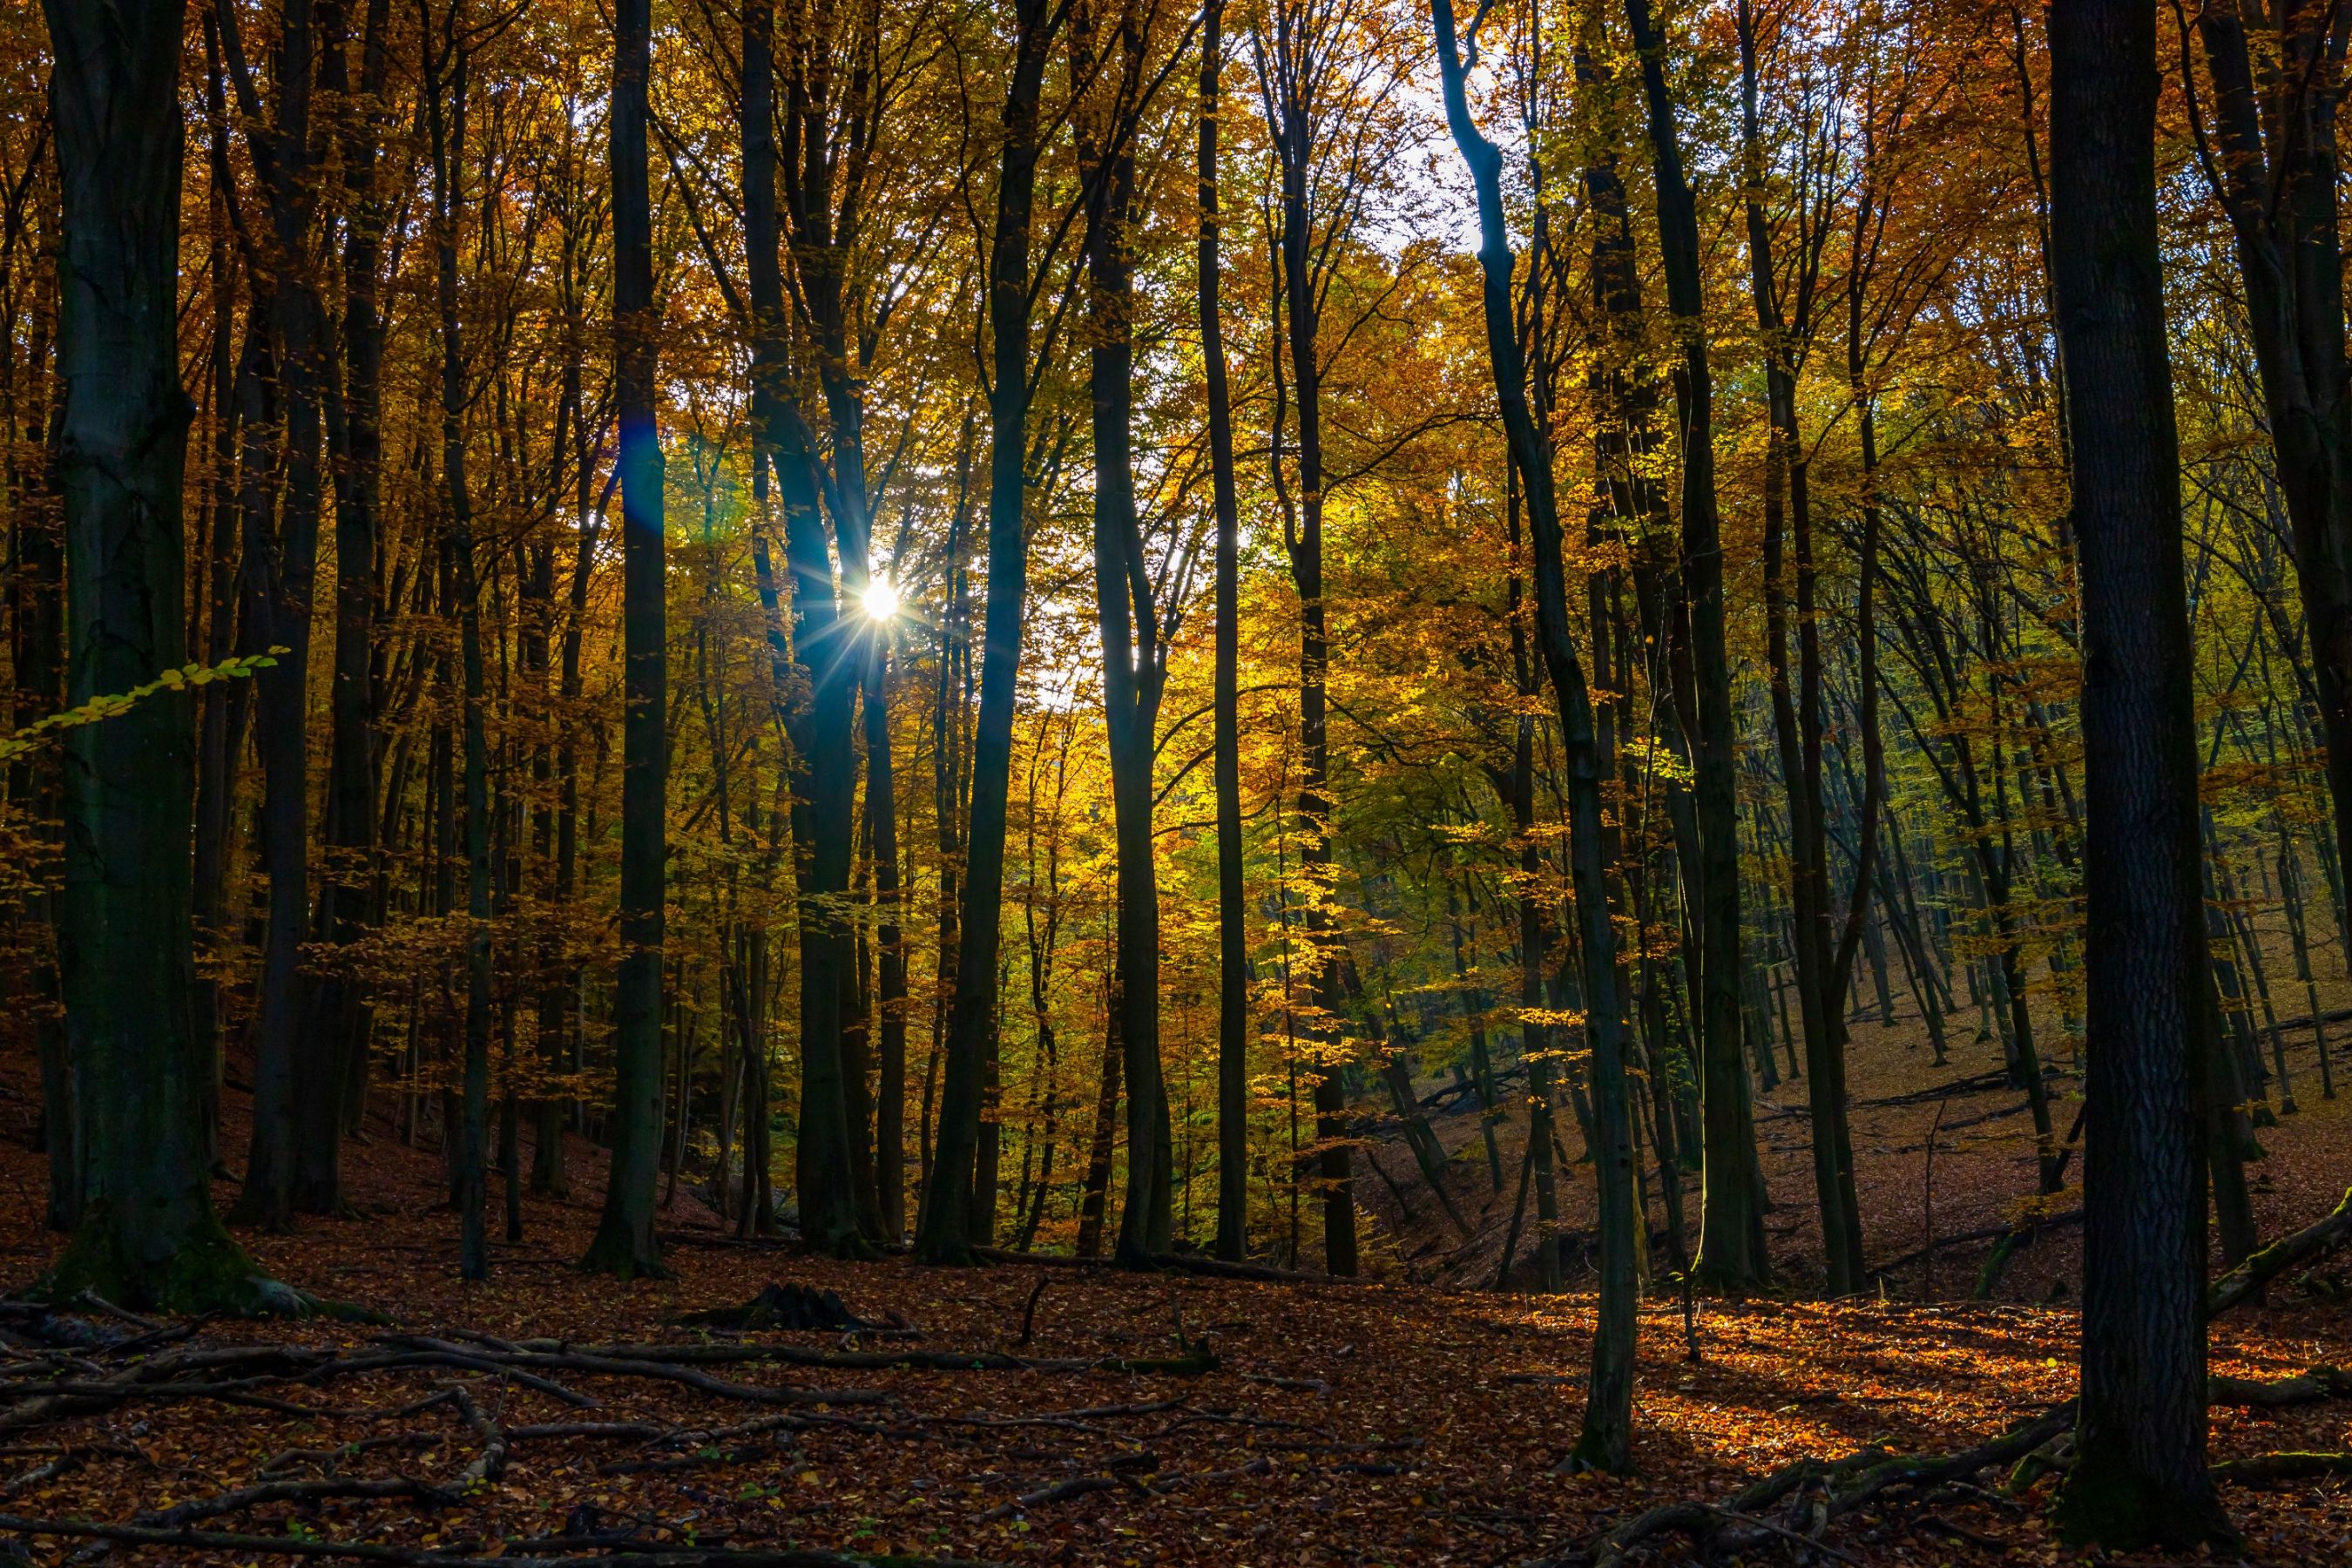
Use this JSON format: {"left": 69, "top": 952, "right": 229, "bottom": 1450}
{"left": 862, "top": 576, "right": 901, "bottom": 622}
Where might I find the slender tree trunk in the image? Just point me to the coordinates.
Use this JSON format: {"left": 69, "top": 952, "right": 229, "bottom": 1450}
{"left": 869, "top": 635, "right": 909, "bottom": 1240}
{"left": 1267, "top": 31, "right": 1355, "bottom": 1278}
{"left": 303, "top": 0, "right": 393, "bottom": 1213}
{"left": 582, "top": 0, "right": 667, "bottom": 1279}
{"left": 915, "top": 0, "right": 1058, "bottom": 1265}
{"left": 1431, "top": 0, "right": 1633, "bottom": 1468}
{"left": 2048, "top": 0, "right": 2231, "bottom": 1544}
{"left": 1736, "top": 0, "right": 1863, "bottom": 1293}
{"left": 537, "top": 330, "right": 601, "bottom": 1197}
{"left": 1075, "top": 1004, "right": 1121, "bottom": 1260}
{"left": 1078, "top": 3, "right": 1173, "bottom": 1267}
{"left": 232, "top": 0, "right": 328, "bottom": 1232}
{"left": 1202, "top": 0, "right": 1250, "bottom": 1265}
{"left": 2193, "top": 3, "right": 2352, "bottom": 930}
{"left": 422, "top": 15, "right": 490, "bottom": 1284}
{"left": 190, "top": 23, "right": 247, "bottom": 1179}
{"left": 1617, "top": 0, "right": 1754, "bottom": 1303}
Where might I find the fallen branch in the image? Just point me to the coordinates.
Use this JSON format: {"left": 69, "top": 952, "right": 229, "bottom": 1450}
{"left": 2212, "top": 1450, "right": 2352, "bottom": 1485}
{"left": 260, "top": 1433, "right": 446, "bottom": 1476}
{"left": 0, "top": 1511, "right": 1009, "bottom": 1567}
{"left": 1862, "top": 1069, "right": 2017, "bottom": 1108}
{"left": 442, "top": 1383, "right": 509, "bottom": 1486}
{"left": 977, "top": 1472, "right": 1146, "bottom": 1520}
{"left": 972, "top": 1247, "right": 1354, "bottom": 1286}
{"left": 483, "top": 1335, "right": 1085, "bottom": 1376}
{"left": 134, "top": 1476, "right": 457, "bottom": 1528}
{"left": 2207, "top": 1186, "right": 2352, "bottom": 1319}
{"left": 1869, "top": 1211, "right": 2083, "bottom": 1279}
{"left": 2207, "top": 1366, "right": 2352, "bottom": 1409}
{"left": 1155, "top": 1454, "right": 1274, "bottom": 1490}
{"left": 1240, "top": 1371, "right": 1331, "bottom": 1396}
{"left": 1543, "top": 1406, "right": 2077, "bottom": 1568}
{"left": 375, "top": 1340, "right": 889, "bottom": 1406}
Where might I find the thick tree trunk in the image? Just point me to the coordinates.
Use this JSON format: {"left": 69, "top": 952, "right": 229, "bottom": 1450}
{"left": 44, "top": 0, "right": 269, "bottom": 1314}
{"left": 2048, "top": 0, "right": 2232, "bottom": 1545}
{"left": 582, "top": 0, "right": 667, "bottom": 1280}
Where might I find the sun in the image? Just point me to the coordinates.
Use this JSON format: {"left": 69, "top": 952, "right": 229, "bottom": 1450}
{"left": 862, "top": 575, "right": 901, "bottom": 622}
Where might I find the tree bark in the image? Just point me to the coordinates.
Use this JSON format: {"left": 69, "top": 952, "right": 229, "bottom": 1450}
{"left": 44, "top": 0, "right": 269, "bottom": 1313}
{"left": 1430, "top": 0, "right": 1634, "bottom": 1470}
{"left": 303, "top": 0, "right": 393, "bottom": 1213}
{"left": 1202, "top": 0, "right": 1250, "bottom": 1266}
{"left": 1622, "top": 0, "right": 1759, "bottom": 1298}
{"left": 582, "top": 0, "right": 668, "bottom": 1280}
{"left": 2191, "top": 1, "right": 2352, "bottom": 934}
{"left": 225, "top": 0, "right": 328, "bottom": 1232}
{"left": 1078, "top": 0, "right": 1174, "bottom": 1267}
{"left": 2048, "top": 0, "right": 2232, "bottom": 1544}
{"left": 1265, "top": 3, "right": 1356, "bottom": 1277}
{"left": 420, "top": 7, "right": 492, "bottom": 1282}
{"left": 915, "top": 0, "right": 1058, "bottom": 1265}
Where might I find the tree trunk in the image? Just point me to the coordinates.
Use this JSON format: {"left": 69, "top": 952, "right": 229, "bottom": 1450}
{"left": 915, "top": 0, "right": 1058, "bottom": 1265}
{"left": 421, "top": 15, "right": 491, "bottom": 1283}
{"left": 230, "top": 0, "right": 328, "bottom": 1232}
{"left": 44, "top": 0, "right": 270, "bottom": 1313}
{"left": 1078, "top": 3, "right": 1173, "bottom": 1267}
{"left": 1623, "top": 0, "right": 1755, "bottom": 1301}
{"left": 1267, "top": 23, "right": 1355, "bottom": 1279}
{"left": 869, "top": 637, "right": 909, "bottom": 1240}
{"left": 1202, "top": 0, "right": 1250, "bottom": 1266}
{"left": 1431, "top": 0, "right": 1633, "bottom": 1469}
{"left": 2193, "top": 3, "right": 2352, "bottom": 942}
{"left": 303, "top": 0, "right": 392, "bottom": 1213}
{"left": 2048, "top": 0, "right": 2232, "bottom": 1544}
{"left": 581, "top": 0, "right": 667, "bottom": 1280}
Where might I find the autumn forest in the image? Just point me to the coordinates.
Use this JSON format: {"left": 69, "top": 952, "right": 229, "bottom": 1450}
{"left": 3, "top": 0, "right": 2352, "bottom": 1561}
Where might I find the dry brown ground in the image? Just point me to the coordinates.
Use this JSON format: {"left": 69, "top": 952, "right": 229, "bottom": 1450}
{"left": 0, "top": 923, "right": 2345, "bottom": 1566}
{"left": 0, "top": 1070, "right": 2335, "bottom": 1566}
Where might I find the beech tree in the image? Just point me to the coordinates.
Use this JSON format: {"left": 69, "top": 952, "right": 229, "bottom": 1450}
{"left": 40, "top": 0, "right": 267, "bottom": 1313}
{"left": 2049, "top": 0, "right": 2232, "bottom": 1546}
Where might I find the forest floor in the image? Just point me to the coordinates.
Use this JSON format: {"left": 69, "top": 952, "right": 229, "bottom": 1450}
{"left": 1375, "top": 941, "right": 2352, "bottom": 1301}
{"left": 0, "top": 982, "right": 2344, "bottom": 1565}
